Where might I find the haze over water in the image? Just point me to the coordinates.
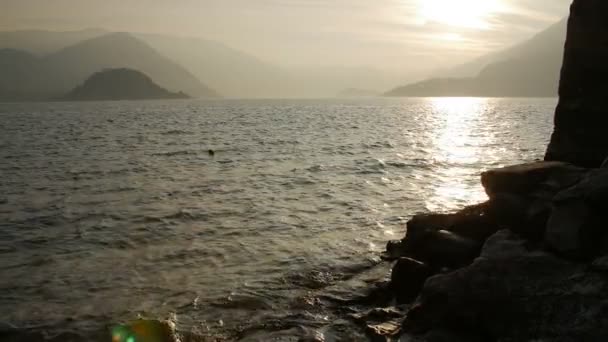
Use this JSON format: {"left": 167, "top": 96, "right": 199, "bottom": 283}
{"left": 0, "top": 97, "right": 555, "bottom": 340}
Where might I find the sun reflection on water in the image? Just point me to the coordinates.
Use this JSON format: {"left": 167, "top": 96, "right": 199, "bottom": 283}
{"left": 425, "top": 97, "right": 491, "bottom": 212}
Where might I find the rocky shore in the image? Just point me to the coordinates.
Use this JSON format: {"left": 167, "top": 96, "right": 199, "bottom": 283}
{"left": 355, "top": 1, "right": 608, "bottom": 340}
{"left": 355, "top": 161, "right": 608, "bottom": 341}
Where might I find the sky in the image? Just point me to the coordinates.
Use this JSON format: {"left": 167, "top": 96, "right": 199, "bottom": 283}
{"left": 0, "top": 0, "right": 571, "bottom": 73}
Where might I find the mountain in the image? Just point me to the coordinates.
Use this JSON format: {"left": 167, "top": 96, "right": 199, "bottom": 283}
{"left": 0, "top": 49, "right": 53, "bottom": 101}
{"left": 44, "top": 32, "right": 218, "bottom": 98}
{"left": 62, "top": 68, "right": 189, "bottom": 101}
{"left": 0, "top": 32, "right": 218, "bottom": 101}
{"left": 386, "top": 18, "right": 567, "bottom": 97}
{"left": 0, "top": 28, "right": 106, "bottom": 55}
{"left": 442, "top": 19, "right": 567, "bottom": 78}
{"left": 137, "top": 33, "right": 292, "bottom": 98}
{"left": 0, "top": 28, "right": 409, "bottom": 98}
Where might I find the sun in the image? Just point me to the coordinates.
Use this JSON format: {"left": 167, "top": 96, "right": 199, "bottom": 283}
{"left": 418, "top": 0, "right": 504, "bottom": 29}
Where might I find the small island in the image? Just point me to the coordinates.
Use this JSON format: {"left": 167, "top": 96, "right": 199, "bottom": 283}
{"left": 61, "top": 68, "right": 190, "bottom": 101}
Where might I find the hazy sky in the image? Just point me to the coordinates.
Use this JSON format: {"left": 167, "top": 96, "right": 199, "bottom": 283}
{"left": 1, "top": 0, "right": 571, "bottom": 72}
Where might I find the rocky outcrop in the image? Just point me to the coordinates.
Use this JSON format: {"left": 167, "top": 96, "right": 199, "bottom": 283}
{"left": 545, "top": 168, "right": 608, "bottom": 259}
{"left": 403, "top": 230, "right": 608, "bottom": 341}
{"left": 545, "top": 0, "right": 608, "bottom": 167}
{"left": 365, "top": 162, "right": 608, "bottom": 340}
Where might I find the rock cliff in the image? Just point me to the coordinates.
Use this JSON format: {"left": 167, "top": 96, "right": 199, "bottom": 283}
{"left": 545, "top": 0, "right": 608, "bottom": 167}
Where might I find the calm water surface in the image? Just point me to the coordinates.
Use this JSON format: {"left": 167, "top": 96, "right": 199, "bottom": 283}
{"left": 0, "top": 98, "right": 555, "bottom": 340}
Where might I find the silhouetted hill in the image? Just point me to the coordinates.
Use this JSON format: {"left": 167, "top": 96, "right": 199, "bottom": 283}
{"left": 62, "top": 68, "right": 189, "bottom": 101}
{"left": 45, "top": 32, "right": 218, "bottom": 98}
{"left": 387, "top": 18, "right": 567, "bottom": 97}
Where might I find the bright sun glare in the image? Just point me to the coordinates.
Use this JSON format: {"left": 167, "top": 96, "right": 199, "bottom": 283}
{"left": 419, "top": 0, "right": 504, "bottom": 29}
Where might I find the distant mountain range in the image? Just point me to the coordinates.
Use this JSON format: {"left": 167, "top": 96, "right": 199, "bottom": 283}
{"left": 62, "top": 68, "right": 189, "bottom": 101}
{"left": 0, "top": 31, "right": 218, "bottom": 101}
{"left": 0, "top": 29, "right": 406, "bottom": 99}
{"left": 386, "top": 18, "right": 567, "bottom": 97}
{"left": 0, "top": 18, "right": 569, "bottom": 101}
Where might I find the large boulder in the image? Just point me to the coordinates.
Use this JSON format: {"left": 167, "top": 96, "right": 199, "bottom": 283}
{"left": 399, "top": 230, "right": 482, "bottom": 270}
{"left": 481, "top": 161, "right": 586, "bottom": 199}
{"left": 402, "top": 230, "right": 608, "bottom": 341}
{"left": 390, "top": 257, "right": 434, "bottom": 304}
{"left": 545, "top": 168, "right": 608, "bottom": 259}
{"left": 545, "top": 0, "right": 608, "bottom": 167}
{"left": 405, "top": 202, "right": 498, "bottom": 243}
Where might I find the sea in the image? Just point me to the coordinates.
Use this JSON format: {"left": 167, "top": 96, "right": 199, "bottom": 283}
{"left": 0, "top": 97, "right": 556, "bottom": 341}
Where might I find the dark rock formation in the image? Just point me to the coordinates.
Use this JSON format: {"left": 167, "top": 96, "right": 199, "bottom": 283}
{"left": 545, "top": 0, "right": 608, "bottom": 167}
{"left": 373, "top": 162, "right": 608, "bottom": 340}
{"left": 480, "top": 161, "right": 586, "bottom": 198}
{"left": 545, "top": 168, "right": 608, "bottom": 259}
{"left": 403, "top": 230, "right": 608, "bottom": 341}
{"left": 390, "top": 258, "right": 433, "bottom": 304}
{"left": 62, "top": 68, "right": 189, "bottom": 101}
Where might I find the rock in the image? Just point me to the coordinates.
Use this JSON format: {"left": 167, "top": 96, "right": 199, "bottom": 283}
{"left": 402, "top": 230, "right": 608, "bottom": 341}
{"left": 364, "top": 321, "right": 401, "bottom": 342}
{"left": 545, "top": 0, "right": 608, "bottom": 167}
{"left": 350, "top": 307, "right": 404, "bottom": 342}
{"left": 591, "top": 255, "right": 608, "bottom": 272}
{"left": 405, "top": 202, "right": 497, "bottom": 243}
{"left": 602, "top": 157, "right": 608, "bottom": 168}
{"left": 401, "top": 230, "right": 482, "bottom": 270}
{"left": 545, "top": 199, "right": 592, "bottom": 259}
{"left": 481, "top": 161, "right": 586, "bottom": 198}
{"left": 545, "top": 168, "right": 608, "bottom": 259}
{"left": 382, "top": 240, "right": 406, "bottom": 261}
{"left": 390, "top": 258, "right": 434, "bottom": 304}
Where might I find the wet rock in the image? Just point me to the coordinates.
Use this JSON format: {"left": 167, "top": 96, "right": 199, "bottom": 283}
{"left": 405, "top": 202, "right": 497, "bottom": 243}
{"left": 481, "top": 161, "right": 586, "bottom": 198}
{"left": 545, "top": 0, "right": 608, "bottom": 168}
{"left": 350, "top": 307, "right": 404, "bottom": 342}
{"left": 402, "top": 230, "right": 608, "bottom": 341}
{"left": 382, "top": 240, "right": 406, "bottom": 261}
{"left": 390, "top": 258, "right": 434, "bottom": 304}
{"left": 401, "top": 230, "right": 482, "bottom": 270}
{"left": 364, "top": 321, "right": 401, "bottom": 342}
{"left": 545, "top": 168, "right": 608, "bottom": 259}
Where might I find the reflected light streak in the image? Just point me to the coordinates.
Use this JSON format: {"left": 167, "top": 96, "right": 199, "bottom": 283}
{"left": 425, "top": 97, "right": 490, "bottom": 211}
